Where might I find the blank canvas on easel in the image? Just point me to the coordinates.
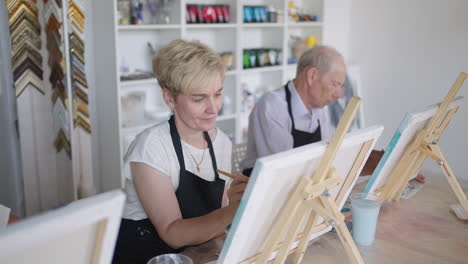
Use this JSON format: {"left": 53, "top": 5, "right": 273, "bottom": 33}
{"left": 0, "top": 190, "right": 125, "bottom": 264}
{"left": 364, "top": 96, "right": 464, "bottom": 195}
{"left": 219, "top": 125, "right": 383, "bottom": 263}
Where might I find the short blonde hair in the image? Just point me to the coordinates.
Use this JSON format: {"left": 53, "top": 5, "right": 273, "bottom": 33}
{"left": 152, "top": 39, "right": 225, "bottom": 95}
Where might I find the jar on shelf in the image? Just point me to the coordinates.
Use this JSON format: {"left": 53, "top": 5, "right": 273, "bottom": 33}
{"left": 117, "top": 0, "right": 131, "bottom": 25}
{"left": 305, "top": 36, "right": 318, "bottom": 48}
{"left": 267, "top": 6, "right": 277, "bottom": 23}
{"left": 290, "top": 35, "right": 305, "bottom": 62}
{"left": 220, "top": 52, "right": 234, "bottom": 70}
{"left": 156, "top": 0, "right": 172, "bottom": 24}
{"left": 121, "top": 91, "right": 147, "bottom": 127}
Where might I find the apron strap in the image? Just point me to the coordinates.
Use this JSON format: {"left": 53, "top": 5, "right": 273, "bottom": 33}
{"left": 284, "top": 83, "right": 296, "bottom": 131}
{"left": 204, "top": 131, "right": 220, "bottom": 180}
{"left": 169, "top": 115, "right": 186, "bottom": 172}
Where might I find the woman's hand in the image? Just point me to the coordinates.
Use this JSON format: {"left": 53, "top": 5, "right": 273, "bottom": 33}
{"left": 227, "top": 174, "right": 249, "bottom": 205}
{"left": 224, "top": 174, "right": 249, "bottom": 220}
{"left": 132, "top": 162, "right": 244, "bottom": 248}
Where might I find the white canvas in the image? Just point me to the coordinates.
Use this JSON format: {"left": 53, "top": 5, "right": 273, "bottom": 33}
{"left": 364, "top": 96, "right": 464, "bottom": 195}
{"left": 0, "top": 190, "right": 125, "bottom": 264}
{"left": 219, "top": 126, "right": 383, "bottom": 263}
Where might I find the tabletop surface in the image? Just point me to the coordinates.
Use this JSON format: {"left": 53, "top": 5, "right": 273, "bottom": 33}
{"left": 183, "top": 171, "right": 468, "bottom": 264}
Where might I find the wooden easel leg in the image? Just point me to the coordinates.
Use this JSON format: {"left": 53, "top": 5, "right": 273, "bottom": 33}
{"left": 290, "top": 195, "right": 337, "bottom": 264}
{"left": 91, "top": 219, "right": 108, "bottom": 264}
{"left": 320, "top": 196, "right": 364, "bottom": 264}
{"left": 394, "top": 151, "right": 427, "bottom": 200}
{"left": 273, "top": 204, "right": 309, "bottom": 264}
{"left": 334, "top": 222, "right": 364, "bottom": 264}
{"left": 387, "top": 151, "right": 419, "bottom": 200}
{"left": 431, "top": 145, "right": 468, "bottom": 213}
{"left": 290, "top": 210, "right": 319, "bottom": 264}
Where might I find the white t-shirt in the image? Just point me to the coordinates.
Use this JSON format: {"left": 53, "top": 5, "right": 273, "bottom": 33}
{"left": 122, "top": 121, "right": 232, "bottom": 220}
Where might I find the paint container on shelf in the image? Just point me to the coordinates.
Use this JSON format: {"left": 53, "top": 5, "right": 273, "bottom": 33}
{"left": 243, "top": 50, "right": 251, "bottom": 69}
{"left": 221, "top": 5, "right": 230, "bottom": 23}
{"left": 267, "top": 6, "right": 277, "bottom": 23}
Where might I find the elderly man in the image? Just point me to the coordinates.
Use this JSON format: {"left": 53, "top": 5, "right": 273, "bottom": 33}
{"left": 241, "top": 45, "right": 348, "bottom": 176}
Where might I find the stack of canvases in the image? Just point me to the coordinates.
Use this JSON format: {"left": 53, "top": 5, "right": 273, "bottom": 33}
{"left": 6, "top": 0, "right": 95, "bottom": 216}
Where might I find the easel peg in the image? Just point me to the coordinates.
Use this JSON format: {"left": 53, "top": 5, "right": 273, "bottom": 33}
{"left": 328, "top": 220, "right": 337, "bottom": 227}
{"left": 438, "top": 160, "right": 445, "bottom": 166}
{"left": 432, "top": 140, "right": 438, "bottom": 144}
{"left": 322, "top": 190, "right": 330, "bottom": 197}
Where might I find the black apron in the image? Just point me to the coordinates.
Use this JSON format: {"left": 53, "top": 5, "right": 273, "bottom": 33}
{"left": 243, "top": 83, "right": 322, "bottom": 176}
{"left": 113, "top": 116, "right": 225, "bottom": 264}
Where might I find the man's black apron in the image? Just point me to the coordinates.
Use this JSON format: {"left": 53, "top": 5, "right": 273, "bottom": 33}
{"left": 113, "top": 115, "right": 225, "bottom": 264}
{"left": 243, "top": 83, "right": 322, "bottom": 176}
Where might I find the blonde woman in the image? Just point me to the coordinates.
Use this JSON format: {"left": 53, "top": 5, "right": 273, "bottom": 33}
{"left": 113, "top": 40, "right": 248, "bottom": 263}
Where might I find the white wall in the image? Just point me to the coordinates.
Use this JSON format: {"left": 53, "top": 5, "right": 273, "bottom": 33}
{"left": 348, "top": 0, "right": 468, "bottom": 179}
{"left": 0, "top": 2, "right": 24, "bottom": 216}
{"left": 323, "top": 0, "right": 351, "bottom": 60}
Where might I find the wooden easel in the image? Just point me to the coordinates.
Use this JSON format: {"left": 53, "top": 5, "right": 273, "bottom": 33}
{"left": 379, "top": 72, "right": 468, "bottom": 215}
{"left": 242, "top": 96, "right": 364, "bottom": 264}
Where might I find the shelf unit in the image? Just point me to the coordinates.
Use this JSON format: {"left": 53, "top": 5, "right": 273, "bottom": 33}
{"left": 91, "top": 0, "right": 349, "bottom": 188}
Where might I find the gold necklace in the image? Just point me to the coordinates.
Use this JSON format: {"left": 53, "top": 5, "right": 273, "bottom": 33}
{"left": 184, "top": 140, "right": 206, "bottom": 173}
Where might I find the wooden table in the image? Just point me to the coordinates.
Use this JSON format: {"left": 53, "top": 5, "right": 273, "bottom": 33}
{"left": 183, "top": 171, "right": 468, "bottom": 263}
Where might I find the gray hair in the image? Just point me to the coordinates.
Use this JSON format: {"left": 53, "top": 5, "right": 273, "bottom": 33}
{"left": 296, "top": 45, "right": 343, "bottom": 75}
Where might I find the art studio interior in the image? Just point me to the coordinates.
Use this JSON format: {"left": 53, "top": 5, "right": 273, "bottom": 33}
{"left": 1, "top": 0, "right": 467, "bottom": 263}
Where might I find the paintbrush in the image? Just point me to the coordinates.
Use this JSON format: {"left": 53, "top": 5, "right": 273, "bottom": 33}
{"left": 216, "top": 169, "right": 236, "bottom": 180}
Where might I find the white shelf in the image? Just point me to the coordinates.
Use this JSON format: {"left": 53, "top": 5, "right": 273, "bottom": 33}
{"left": 242, "top": 65, "right": 283, "bottom": 74}
{"left": 287, "top": 21, "right": 323, "bottom": 27}
{"left": 286, "top": 64, "right": 297, "bottom": 70}
{"left": 186, "top": 23, "right": 237, "bottom": 29}
{"left": 242, "top": 23, "right": 284, "bottom": 28}
{"left": 118, "top": 24, "right": 181, "bottom": 31}
{"left": 120, "top": 78, "right": 157, "bottom": 88}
